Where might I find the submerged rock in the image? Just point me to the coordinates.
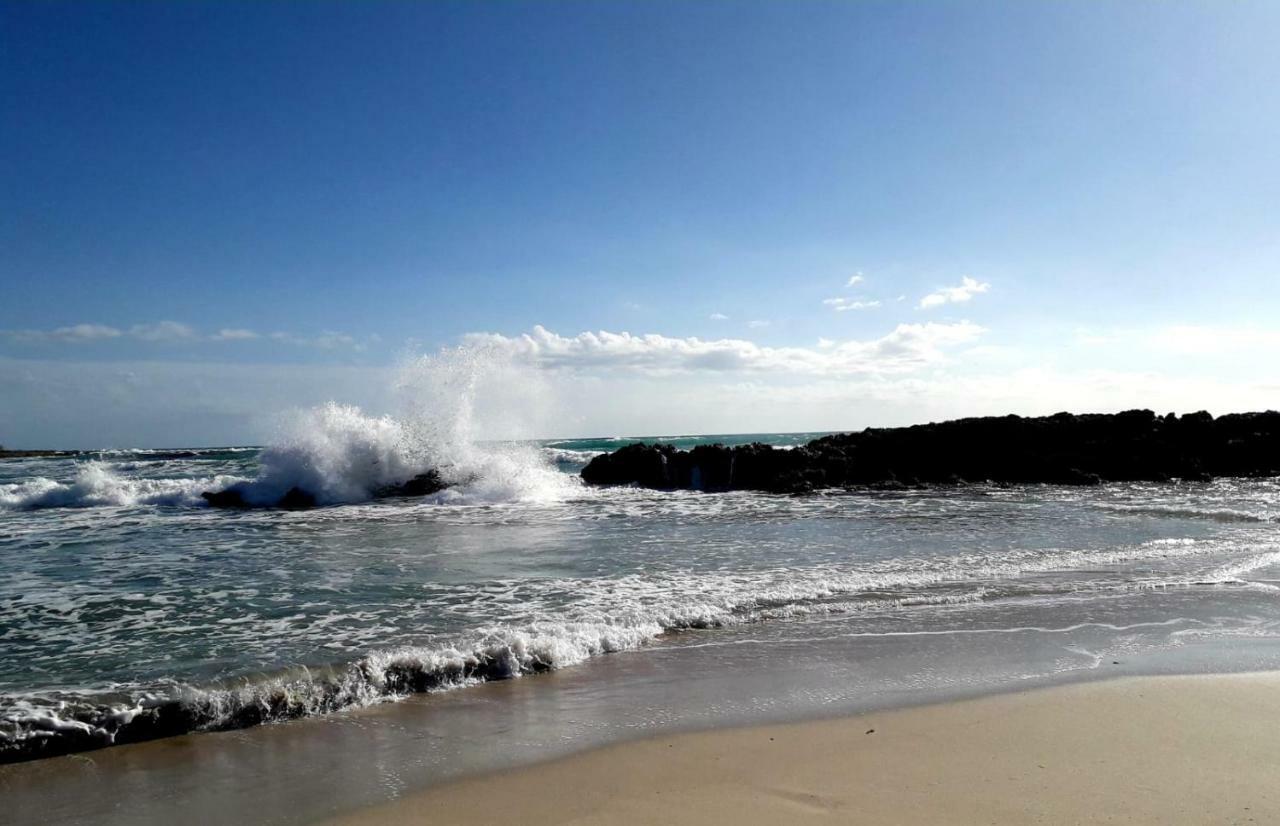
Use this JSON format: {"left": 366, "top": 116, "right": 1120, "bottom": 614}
{"left": 372, "top": 470, "right": 447, "bottom": 499}
{"left": 276, "top": 486, "right": 317, "bottom": 510}
{"left": 201, "top": 488, "right": 248, "bottom": 508}
{"left": 201, "top": 469, "right": 448, "bottom": 510}
{"left": 581, "top": 410, "right": 1280, "bottom": 493}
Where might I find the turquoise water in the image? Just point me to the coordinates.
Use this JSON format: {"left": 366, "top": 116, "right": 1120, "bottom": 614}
{"left": 3, "top": 433, "right": 1280, "bottom": 764}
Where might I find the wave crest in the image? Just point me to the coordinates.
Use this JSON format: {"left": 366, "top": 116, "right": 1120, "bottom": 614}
{"left": 0, "top": 463, "right": 241, "bottom": 510}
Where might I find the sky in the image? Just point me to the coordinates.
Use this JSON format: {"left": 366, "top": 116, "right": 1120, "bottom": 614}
{"left": 2, "top": 0, "right": 1278, "bottom": 447}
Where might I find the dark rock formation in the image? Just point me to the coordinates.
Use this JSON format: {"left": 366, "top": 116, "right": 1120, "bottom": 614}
{"left": 276, "top": 486, "right": 317, "bottom": 510}
{"left": 201, "top": 488, "right": 250, "bottom": 508}
{"left": 202, "top": 470, "right": 448, "bottom": 510}
{"left": 581, "top": 410, "right": 1280, "bottom": 493}
{"left": 373, "top": 470, "right": 447, "bottom": 499}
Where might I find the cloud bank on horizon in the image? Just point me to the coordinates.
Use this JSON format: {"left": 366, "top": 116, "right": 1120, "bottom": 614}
{"left": 463, "top": 321, "right": 985, "bottom": 376}
{"left": 3, "top": 286, "right": 1279, "bottom": 447}
{"left": 3, "top": 252, "right": 1277, "bottom": 449}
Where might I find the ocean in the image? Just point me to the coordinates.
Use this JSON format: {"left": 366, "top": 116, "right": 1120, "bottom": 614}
{"left": 3, "top": 419, "right": 1280, "bottom": 821}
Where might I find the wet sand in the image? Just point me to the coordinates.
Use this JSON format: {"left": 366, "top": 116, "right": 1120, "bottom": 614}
{"left": 327, "top": 673, "right": 1280, "bottom": 825}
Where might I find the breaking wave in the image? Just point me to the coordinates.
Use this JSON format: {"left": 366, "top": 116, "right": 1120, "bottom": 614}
{"left": 1095, "top": 503, "right": 1274, "bottom": 524}
{"left": 0, "top": 592, "right": 983, "bottom": 762}
{"left": 213, "top": 341, "right": 576, "bottom": 507}
{"left": 2, "top": 343, "right": 578, "bottom": 511}
{"left": 0, "top": 463, "right": 243, "bottom": 510}
{"left": 1, "top": 530, "right": 1257, "bottom": 762}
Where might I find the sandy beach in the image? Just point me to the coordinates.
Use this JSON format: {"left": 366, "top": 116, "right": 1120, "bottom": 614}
{"left": 327, "top": 673, "right": 1280, "bottom": 825}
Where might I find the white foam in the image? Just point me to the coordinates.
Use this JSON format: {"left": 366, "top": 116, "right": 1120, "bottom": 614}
{"left": 1, "top": 339, "right": 582, "bottom": 511}
{"left": 230, "top": 403, "right": 427, "bottom": 505}
{"left": 1203, "top": 549, "right": 1280, "bottom": 584}
{"left": 0, "top": 463, "right": 242, "bottom": 510}
{"left": 2, "top": 526, "right": 1273, "bottom": 759}
{"left": 1097, "top": 503, "right": 1272, "bottom": 523}
{"left": 541, "top": 447, "right": 606, "bottom": 466}
{"left": 218, "top": 342, "right": 575, "bottom": 507}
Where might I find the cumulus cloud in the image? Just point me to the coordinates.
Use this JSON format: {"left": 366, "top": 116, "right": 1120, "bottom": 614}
{"left": 709, "top": 312, "right": 729, "bottom": 321}
{"left": 823, "top": 297, "right": 881, "bottom": 312}
{"left": 8, "top": 320, "right": 1278, "bottom": 447}
{"left": 919, "top": 276, "right": 990, "bottom": 309}
{"left": 846, "top": 273, "right": 865, "bottom": 287}
{"left": 462, "top": 322, "right": 986, "bottom": 377}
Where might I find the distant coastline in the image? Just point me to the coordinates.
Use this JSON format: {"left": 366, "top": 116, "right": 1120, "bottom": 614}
{"left": 0, "top": 449, "right": 77, "bottom": 460}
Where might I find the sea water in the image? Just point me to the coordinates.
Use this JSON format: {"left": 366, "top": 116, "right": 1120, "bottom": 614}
{"left": 4, "top": 432, "right": 1280, "bottom": 755}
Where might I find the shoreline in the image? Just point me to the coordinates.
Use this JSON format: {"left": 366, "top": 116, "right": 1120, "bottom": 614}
{"left": 5, "top": 645, "right": 1280, "bottom": 824}
{"left": 326, "top": 671, "right": 1280, "bottom": 825}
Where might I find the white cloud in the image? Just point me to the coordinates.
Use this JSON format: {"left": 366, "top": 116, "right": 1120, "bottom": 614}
{"left": 52, "top": 324, "right": 123, "bottom": 341}
{"left": 747, "top": 320, "right": 771, "bottom": 329}
{"left": 212, "top": 328, "right": 259, "bottom": 341}
{"left": 129, "top": 321, "right": 198, "bottom": 342}
{"left": 709, "top": 312, "right": 729, "bottom": 321}
{"left": 919, "top": 276, "right": 990, "bottom": 309}
{"left": 3, "top": 323, "right": 124, "bottom": 343}
{"left": 506, "top": 362, "right": 1280, "bottom": 442}
{"left": 462, "top": 322, "right": 986, "bottom": 377}
{"left": 1, "top": 321, "right": 376, "bottom": 350}
{"left": 7, "top": 320, "right": 1279, "bottom": 447}
{"left": 846, "top": 273, "right": 865, "bottom": 287}
{"left": 823, "top": 297, "right": 881, "bottom": 312}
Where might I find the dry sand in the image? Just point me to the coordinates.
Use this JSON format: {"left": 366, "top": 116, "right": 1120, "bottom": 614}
{"left": 325, "top": 673, "right": 1280, "bottom": 825}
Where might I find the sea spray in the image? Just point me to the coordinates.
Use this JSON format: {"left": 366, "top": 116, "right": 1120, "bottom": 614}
{"left": 0, "top": 343, "right": 577, "bottom": 511}
{"left": 216, "top": 340, "right": 576, "bottom": 506}
{"left": 392, "top": 340, "right": 576, "bottom": 503}
{"left": 238, "top": 403, "right": 427, "bottom": 505}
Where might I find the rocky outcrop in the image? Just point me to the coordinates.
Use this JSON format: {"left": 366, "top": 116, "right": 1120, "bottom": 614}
{"left": 200, "top": 486, "right": 320, "bottom": 509}
{"left": 581, "top": 410, "right": 1280, "bottom": 493}
{"left": 201, "top": 470, "right": 447, "bottom": 509}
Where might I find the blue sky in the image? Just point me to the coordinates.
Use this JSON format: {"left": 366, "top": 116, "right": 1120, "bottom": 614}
{"left": 3, "top": 1, "right": 1278, "bottom": 447}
